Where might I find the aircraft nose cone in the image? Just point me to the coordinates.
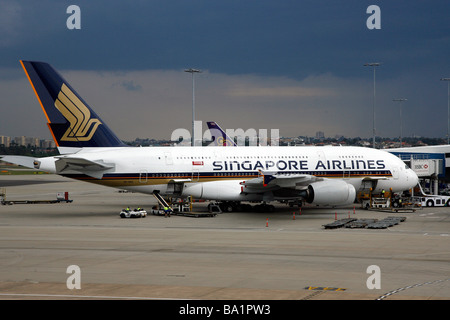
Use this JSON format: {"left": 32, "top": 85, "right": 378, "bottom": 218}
{"left": 409, "top": 169, "right": 419, "bottom": 187}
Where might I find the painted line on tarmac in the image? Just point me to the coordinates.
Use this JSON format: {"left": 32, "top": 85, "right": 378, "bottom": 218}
{"left": 377, "top": 278, "right": 450, "bottom": 300}
{"left": 0, "top": 292, "right": 190, "bottom": 300}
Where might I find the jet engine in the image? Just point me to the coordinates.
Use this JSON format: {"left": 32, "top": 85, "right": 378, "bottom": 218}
{"left": 182, "top": 180, "right": 261, "bottom": 201}
{"left": 304, "top": 180, "right": 356, "bottom": 206}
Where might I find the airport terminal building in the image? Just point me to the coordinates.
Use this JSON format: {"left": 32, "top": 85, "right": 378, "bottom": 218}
{"left": 388, "top": 145, "right": 450, "bottom": 194}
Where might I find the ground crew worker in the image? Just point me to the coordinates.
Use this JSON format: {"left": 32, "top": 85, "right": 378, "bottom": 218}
{"left": 381, "top": 189, "right": 385, "bottom": 198}
{"left": 164, "top": 206, "right": 172, "bottom": 217}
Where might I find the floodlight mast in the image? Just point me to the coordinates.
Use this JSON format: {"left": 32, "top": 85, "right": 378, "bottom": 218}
{"left": 441, "top": 78, "right": 450, "bottom": 144}
{"left": 185, "top": 68, "right": 202, "bottom": 146}
{"left": 364, "top": 62, "right": 381, "bottom": 148}
{"left": 393, "top": 98, "right": 407, "bottom": 147}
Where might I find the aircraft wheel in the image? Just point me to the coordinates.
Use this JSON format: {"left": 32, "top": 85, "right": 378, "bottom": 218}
{"left": 220, "top": 203, "right": 234, "bottom": 212}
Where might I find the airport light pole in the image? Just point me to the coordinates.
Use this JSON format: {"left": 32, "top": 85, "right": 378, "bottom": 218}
{"left": 185, "top": 68, "right": 202, "bottom": 146}
{"left": 441, "top": 78, "right": 450, "bottom": 144}
{"left": 364, "top": 62, "right": 381, "bottom": 148}
{"left": 393, "top": 98, "right": 407, "bottom": 148}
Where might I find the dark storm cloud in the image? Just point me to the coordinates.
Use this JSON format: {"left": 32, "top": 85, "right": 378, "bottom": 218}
{"left": 0, "top": 0, "right": 449, "bottom": 140}
{"left": 2, "top": 1, "right": 448, "bottom": 77}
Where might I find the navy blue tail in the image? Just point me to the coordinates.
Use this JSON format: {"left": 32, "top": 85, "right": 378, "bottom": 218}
{"left": 20, "top": 60, "right": 127, "bottom": 148}
{"left": 206, "top": 121, "right": 237, "bottom": 146}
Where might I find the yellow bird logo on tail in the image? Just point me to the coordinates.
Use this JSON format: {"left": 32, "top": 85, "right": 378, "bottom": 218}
{"left": 54, "top": 84, "right": 102, "bottom": 141}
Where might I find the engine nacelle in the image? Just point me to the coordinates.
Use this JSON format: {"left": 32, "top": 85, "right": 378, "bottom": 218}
{"left": 305, "top": 180, "right": 356, "bottom": 206}
{"left": 182, "top": 180, "right": 261, "bottom": 201}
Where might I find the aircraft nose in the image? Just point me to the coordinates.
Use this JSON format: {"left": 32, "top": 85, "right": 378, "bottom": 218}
{"left": 409, "top": 169, "right": 419, "bottom": 187}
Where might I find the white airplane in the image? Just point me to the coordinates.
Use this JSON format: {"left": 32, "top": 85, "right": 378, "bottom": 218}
{"left": 1, "top": 61, "right": 419, "bottom": 210}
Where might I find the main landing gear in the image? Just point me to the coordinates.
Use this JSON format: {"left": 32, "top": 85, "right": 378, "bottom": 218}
{"left": 208, "top": 201, "right": 276, "bottom": 213}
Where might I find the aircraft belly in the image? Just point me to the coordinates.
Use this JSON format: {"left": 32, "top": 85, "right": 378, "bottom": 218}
{"left": 121, "top": 184, "right": 168, "bottom": 195}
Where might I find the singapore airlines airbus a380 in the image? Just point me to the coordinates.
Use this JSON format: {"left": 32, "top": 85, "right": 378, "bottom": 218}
{"left": 2, "top": 61, "right": 418, "bottom": 210}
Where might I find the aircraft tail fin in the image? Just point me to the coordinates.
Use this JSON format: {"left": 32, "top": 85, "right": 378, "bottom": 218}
{"left": 206, "top": 121, "right": 237, "bottom": 146}
{"left": 20, "top": 60, "right": 128, "bottom": 149}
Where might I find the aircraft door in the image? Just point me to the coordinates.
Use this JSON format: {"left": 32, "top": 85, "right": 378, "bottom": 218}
{"left": 392, "top": 166, "right": 399, "bottom": 180}
{"left": 139, "top": 169, "right": 148, "bottom": 183}
{"left": 167, "top": 182, "right": 184, "bottom": 195}
{"left": 192, "top": 169, "right": 200, "bottom": 182}
{"left": 359, "top": 179, "right": 378, "bottom": 192}
{"left": 164, "top": 152, "right": 173, "bottom": 165}
{"left": 343, "top": 170, "right": 351, "bottom": 179}
{"left": 317, "top": 150, "right": 326, "bottom": 162}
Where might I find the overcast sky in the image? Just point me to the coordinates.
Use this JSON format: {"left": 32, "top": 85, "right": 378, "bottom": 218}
{"left": 0, "top": 0, "right": 449, "bottom": 141}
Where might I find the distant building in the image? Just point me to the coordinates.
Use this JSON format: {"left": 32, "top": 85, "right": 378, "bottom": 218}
{"left": 1, "top": 135, "right": 56, "bottom": 149}
{"left": 14, "top": 136, "right": 26, "bottom": 146}
{"left": 0, "top": 136, "right": 11, "bottom": 147}
{"left": 315, "top": 131, "right": 325, "bottom": 140}
{"left": 12, "top": 136, "right": 41, "bottom": 147}
{"left": 40, "top": 139, "right": 56, "bottom": 149}
{"left": 25, "top": 137, "right": 40, "bottom": 147}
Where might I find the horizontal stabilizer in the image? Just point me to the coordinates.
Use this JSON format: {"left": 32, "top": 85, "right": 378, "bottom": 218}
{"left": 55, "top": 156, "right": 114, "bottom": 179}
{"left": 1, "top": 156, "right": 36, "bottom": 169}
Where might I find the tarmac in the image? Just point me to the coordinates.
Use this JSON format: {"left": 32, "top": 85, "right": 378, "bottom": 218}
{"left": 0, "top": 174, "right": 449, "bottom": 300}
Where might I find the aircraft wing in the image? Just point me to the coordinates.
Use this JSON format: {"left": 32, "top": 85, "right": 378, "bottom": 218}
{"left": 361, "top": 176, "right": 389, "bottom": 180}
{"left": 54, "top": 156, "right": 115, "bottom": 179}
{"left": 240, "top": 171, "right": 319, "bottom": 191}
